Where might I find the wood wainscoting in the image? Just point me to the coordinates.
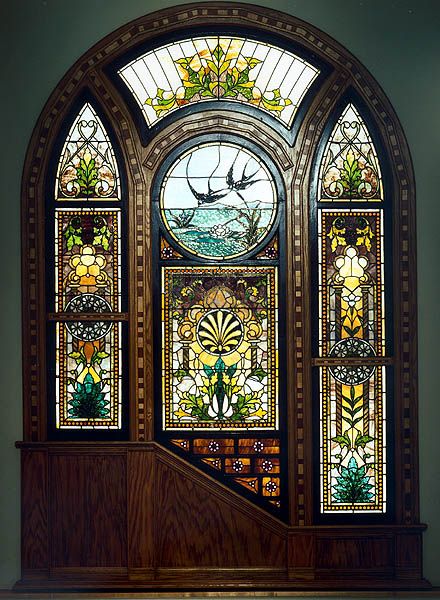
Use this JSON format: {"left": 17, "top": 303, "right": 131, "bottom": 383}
{"left": 16, "top": 442, "right": 428, "bottom": 591}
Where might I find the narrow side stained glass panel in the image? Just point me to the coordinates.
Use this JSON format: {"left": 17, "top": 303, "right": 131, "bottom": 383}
{"left": 162, "top": 266, "right": 278, "bottom": 430}
{"left": 118, "top": 36, "right": 319, "bottom": 127}
{"left": 319, "top": 104, "right": 383, "bottom": 202}
{"left": 51, "top": 101, "right": 125, "bottom": 431}
{"left": 320, "top": 366, "right": 386, "bottom": 513}
{"left": 317, "top": 211, "right": 387, "bottom": 512}
{"left": 55, "top": 209, "right": 121, "bottom": 312}
{"left": 55, "top": 103, "right": 120, "bottom": 201}
{"left": 55, "top": 322, "right": 122, "bottom": 429}
{"left": 318, "top": 209, "right": 385, "bottom": 359}
{"left": 53, "top": 208, "right": 123, "bottom": 430}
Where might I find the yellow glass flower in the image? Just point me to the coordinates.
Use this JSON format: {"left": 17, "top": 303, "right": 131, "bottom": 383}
{"left": 67, "top": 245, "right": 110, "bottom": 290}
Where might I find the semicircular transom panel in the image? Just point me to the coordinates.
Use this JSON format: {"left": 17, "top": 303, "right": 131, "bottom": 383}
{"left": 118, "top": 36, "right": 319, "bottom": 127}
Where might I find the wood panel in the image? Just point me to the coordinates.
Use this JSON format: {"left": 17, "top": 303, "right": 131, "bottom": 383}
{"left": 17, "top": 443, "right": 430, "bottom": 589}
{"left": 315, "top": 536, "right": 393, "bottom": 570}
{"left": 395, "top": 533, "right": 423, "bottom": 579}
{"left": 21, "top": 450, "right": 48, "bottom": 572}
{"left": 127, "top": 449, "right": 154, "bottom": 571}
{"left": 288, "top": 532, "right": 315, "bottom": 580}
{"left": 50, "top": 453, "right": 127, "bottom": 567}
{"left": 154, "top": 456, "right": 286, "bottom": 568}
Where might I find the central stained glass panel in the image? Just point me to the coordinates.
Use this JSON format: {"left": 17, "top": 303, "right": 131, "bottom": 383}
{"left": 160, "top": 142, "right": 277, "bottom": 260}
{"left": 162, "top": 266, "right": 278, "bottom": 430}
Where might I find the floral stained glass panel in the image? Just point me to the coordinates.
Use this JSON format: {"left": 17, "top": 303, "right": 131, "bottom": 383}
{"left": 54, "top": 208, "right": 123, "bottom": 430}
{"left": 318, "top": 209, "right": 385, "bottom": 358}
{"left": 55, "top": 322, "right": 122, "bottom": 429}
{"left": 320, "top": 366, "right": 386, "bottom": 513}
{"left": 319, "top": 104, "right": 383, "bottom": 201}
{"left": 55, "top": 103, "right": 120, "bottom": 200}
{"left": 160, "top": 142, "right": 277, "bottom": 260}
{"left": 317, "top": 208, "right": 387, "bottom": 512}
{"left": 118, "top": 36, "right": 319, "bottom": 127}
{"left": 55, "top": 209, "right": 121, "bottom": 312}
{"left": 162, "top": 266, "right": 278, "bottom": 430}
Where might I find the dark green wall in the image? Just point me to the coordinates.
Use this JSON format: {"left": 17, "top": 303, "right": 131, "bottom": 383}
{"left": 1, "top": 0, "right": 438, "bottom": 590}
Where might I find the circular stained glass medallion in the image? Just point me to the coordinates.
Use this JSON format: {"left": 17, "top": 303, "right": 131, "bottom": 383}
{"left": 160, "top": 142, "right": 277, "bottom": 259}
{"left": 65, "top": 294, "right": 112, "bottom": 341}
{"left": 329, "top": 337, "right": 376, "bottom": 385}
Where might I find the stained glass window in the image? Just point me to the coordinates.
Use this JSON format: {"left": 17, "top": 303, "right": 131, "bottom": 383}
{"left": 21, "top": 7, "right": 425, "bottom": 589}
{"left": 318, "top": 210, "right": 385, "bottom": 359}
{"left": 155, "top": 138, "right": 285, "bottom": 515}
{"left": 50, "top": 105, "right": 125, "bottom": 431}
{"left": 55, "top": 103, "right": 120, "bottom": 201}
{"left": 318, "top": 104, "right": 383, "bottom": 202}
{"left": 118, "top": 36, "right": 319, "bottom": 127}
{"left": 160, "top": 142, "right": 277, "bottom": 259}
{"left": 55, "top": 322, "right": 122, "bottom": 429}
{"left": 162, "top": 266, "right": 278, "bottom": 430}
{"left": 170, "top": 437, "right": 282, "bottom": 510}
{"left": 55, "top": 209, "right": 121, "bottom": 312}
{"left": 315, "top": 104, "right": 388, "bottom": 513}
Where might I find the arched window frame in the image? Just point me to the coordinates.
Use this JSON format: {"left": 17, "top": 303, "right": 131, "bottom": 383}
{"left": 18, "top": 3, "right": 426, "bottom": 590}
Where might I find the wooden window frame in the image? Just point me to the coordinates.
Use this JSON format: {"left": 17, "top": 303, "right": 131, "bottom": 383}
{"left": 17, "top": 3, "right": 428, "bottom": 591}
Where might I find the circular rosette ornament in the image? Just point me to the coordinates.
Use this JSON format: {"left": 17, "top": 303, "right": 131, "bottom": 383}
{"left": 329, "top": 337, "right": 376, "bottom": 385}
{"left": 65, "top": 294, "right": 112, "bottom": 341}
